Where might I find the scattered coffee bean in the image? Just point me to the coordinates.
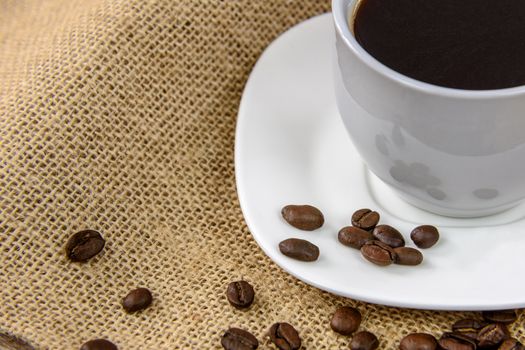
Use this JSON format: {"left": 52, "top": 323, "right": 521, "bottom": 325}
{"left": 269, "top": 323, "right": 301, "bottom": 350}
{"left": 451, "top": 318, "right": 486, "bottom": 343}
{"left": 66, "top": 230, "right": 105, "bottom": 262}
{"left": 279, "top": 238, "right": 319, "bottom": 262}
{"left": 393, "top": 247, "right": 423, "bottom": 266}
{"left": 399, "top": 333, "right": 438, "bottom": 350}
{"left": 338, "top": 226, "right": 375, "bottom": 249}
{"left": 352, "top": 209, "right": 380, "bottom": 231}
{"left": 477, "top": 323, "right": 510, "bottom": 347}
{"left": 351, "top": 331, "right": 379, "bottom": 350}
{"left": 330, "top": 306, "right": 362, "bottom": 335}
{"left": 410, "top": 225, "right": 439, "bottom": 249}
{"left": 500, "top": 339, "right": 525, "bottom": 350}
{"left": 360, "top": 240, "right": 396, "bottom": 266}
{"left": 80, "top": 339, "right": 118, "bottom": 350}
{"left": 122, "top": 287, "right": 153, "bottom": 313}
{"left": 281, "top": 205, "right": 324, "bottom": 231}
{"left": 439, "top": 332, "right": 476, "bottom": 350}
{"left": 373, "top": 225, "right": 405, "bottom": 248}
{"left": 226, "top": 281, "right": 254, "bottom": 309}
{"left": 482, "top": 310, "right": 517, "bottom": 324}
{"left": 221, "top": 328, "right": 258, "bottom": 350}
{"left": 0, "top": 332, "right": 36, "bottom": 350}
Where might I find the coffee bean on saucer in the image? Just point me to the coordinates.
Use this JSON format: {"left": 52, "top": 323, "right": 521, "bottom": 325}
{"left": 122, "top": 288, "right": 153, "bottom": 313}
{"left": 477, "top": 323, "right": 510, "bottom": 347}
{"left": 269, "top": 323, "right": 301, "bottom": 350}
{"left": 279, "top": 238, "right": 319, "bottom": 262}
{"left": 330, "top": 306, "right": 361, "bottom": 336}
{"left": 226, "top": 281, "right": 254, "bottom": 309}
{"left": 399, "top": 333, "right": 438, "bottom": 350}
{"left": 439, "top": 332, "right": 476, "bottom": 350}
{"left": 80, "top": 339, "right": 118, "bottom": 350}
{"left": 482, "top": 310, "right": 517, "bottom": 324}
{"left": 373, "top": 225, "right": 405, "bottom": 248}
{"left": 66, "top": 230, "right": 105, "bottom": 262}
{"left": 410, "top": 225, "right": 439, "bottom": 249}
{"left": 338, "top": 226, "right": 375, "bottom": 249}
{"left": 499, "top": 339, "right": 525, "bottom": 350}
{"left": 352, "top": 209, "right": 380, "bottom": 231}
{"left": 451, "top": 318, "right": 487, "bottom": 342}
{"left": 281, "top": 205, "right": 324, "bottom": 231}
{"left": 360, "top": 241, "right": 396, "bottom": 266}
{"left": 393, "top": 247, "right": 423, "bottom": 266}
{"left": 221, "top": 328, "right": 258, "bottom": 350}
{"left": 351, "top": 331, "right": 379, "bottom": 350}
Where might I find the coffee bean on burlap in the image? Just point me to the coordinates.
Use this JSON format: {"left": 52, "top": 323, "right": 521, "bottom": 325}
{"left": 80, "top": 339, "right": 118, "bottom": 350}
{"left": 281, "top": 205, "right": 324, "bottom": 230}
{"left": 122, "top": 288, "right": 153, "bottom": 313}
{"left": 499, "top": 339, "right": 525, "bottom": 350}
{"left": 439, "top": 332, "right": 476, "bottom": 350}
{"left": 330, "top": 306, "right": 361, "bottom": 336}
{"left": 482, "top": 310, "right": 517, "bottom": 324}
{"left": 451, "top": 318, "right": 487, "bottom": 343}
{"left": 410, "top": 225, "right": 439, "bottom": 249}
{"left": 351, "top": 209, "right": 380, "bottom": 231}
{"left": 350, "top": 331, "right": 379, "bottom": 350}
{"left": 269, "top": 323, "right": 301, "bottom": 350}
{"left": 226, "top": 281, "right": 254, "bottom": 309}
{"left": 399, "top": 333, "right": 438, "bottom": 350}
{"left": 65, "top": 230, "right": 105, "bottom": 262}
{"left": 221, "top": 328, "right": 258, "bottom": 350}
{"left": 477, "top": 323, "right": 510, "bottom": 347}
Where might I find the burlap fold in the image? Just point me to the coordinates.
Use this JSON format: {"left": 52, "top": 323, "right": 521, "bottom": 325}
{"left": 1, "top": 0, "right": 523, "bottom": 349}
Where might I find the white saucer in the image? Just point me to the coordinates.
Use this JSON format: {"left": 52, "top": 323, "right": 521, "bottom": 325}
{"left": 235, "top": 14, "right": 525, "bottom": 310}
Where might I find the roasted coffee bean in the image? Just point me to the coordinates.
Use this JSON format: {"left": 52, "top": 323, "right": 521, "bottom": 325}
{"left": 452, "top": 318, "right": 487, "bottom": 332}
{"left": 360, "top": 241, "right": 396, "bottom": 266}
{"left": 410, "top": 225, "right": 439, "bottom": 249}
{"left": 221, "top": 328, "right": 258, "bottom": 350}
{"left": 279, "top": 238, "right": 319, "bottom": 262}
{"left": 80, "top": 339, "right": 118, "bottom": 350}
{"left": 330, "top": 306, "right": 362, "bottom": 335}
{"left": 399, "top": 333, "right": 438, "bottom": 350}
{"left": 352, "top": 209, "right": 380, "bottom": 230}
{"left": 482, "top": 310, "right": 517, "bottom": 325}
{"left": 477, "top": 323, "right": 510, "bottom": 347}
{"left": 269, "top": 323, "right": 301, "bottom": 350}
{"left": 439, "top": 332, "right": 476, "bottom": 350}
{"left": 226, "top": 281, "right": 254, "bottom": 309}
{"left": 122, "top": 288, "right": 153, "bottom": 313}
{"left": 499, "top": 339, "right": 525, "bottom": 350}
{"left": 66, "top": 230, "right": 105, "bottom": 262}
{"left": 281, "top": 205, "right": 324, "bottom": 231}
{"left": 0, "top": 332, "right": 36, "bottom": 350}
{"left": 351, "top": 331, "right": 379, "bottom": 350}
{"left": 373, "top": 225, "right": 405, "bottom": 248}
{"left": 393, "top": 247, "right": 423, "bottom": 266}
{"left": 452, "top": 318, "right": 487, "bottom": 342}
{"left": 338, "top": 226, "right": 375, "bottom": 249}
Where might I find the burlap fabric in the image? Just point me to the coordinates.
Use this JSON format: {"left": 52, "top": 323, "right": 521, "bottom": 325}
{"left": 1, "top": 1, "right": 523, "bottom": 349}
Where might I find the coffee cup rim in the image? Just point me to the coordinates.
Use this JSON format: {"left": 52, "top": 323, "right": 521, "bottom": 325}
{"left": 332, "top": 0, "right": 525, "bottom": 99}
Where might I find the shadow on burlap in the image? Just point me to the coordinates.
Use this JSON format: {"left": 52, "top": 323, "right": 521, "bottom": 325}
{"left": 0, "top": 0, "right": 523, "bottom": 348}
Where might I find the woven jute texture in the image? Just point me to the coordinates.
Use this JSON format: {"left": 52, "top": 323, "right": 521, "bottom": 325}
{"left": 1, "top": 1, "right": 523, "bottom": 349}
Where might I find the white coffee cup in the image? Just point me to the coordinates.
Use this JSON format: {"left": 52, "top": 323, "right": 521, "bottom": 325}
{"left": 332, "top": 0, "right": 525, "bottom": 217}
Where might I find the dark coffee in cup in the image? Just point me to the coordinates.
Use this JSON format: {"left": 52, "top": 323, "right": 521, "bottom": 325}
{"left": 352, "top": 0, "right": 525, "bottom": 90}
